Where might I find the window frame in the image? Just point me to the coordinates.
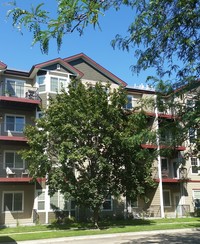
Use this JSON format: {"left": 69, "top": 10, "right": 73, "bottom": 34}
{"left": 4, "top": 150, "right": 25, "bottom": 169}
{"left": 189, "top": 128, "right": 197, "bottom": 144}
{"left": 50, "top": 76, "right": 68, "bottom": 93}
{"left": 124, "top": 95, "right": 133, "bottom": 110}
{"left": 161, "top": 157, "right": 169, "bottom": 171}
{"left": 193, "top": 190, "right": 200, "bottom": 209}
{"left": 101, "top": 195, "right": 113, "bottom": 211}
{"left": 50, "top": 191, "right": 75, "bottom": 212}
{"left": 36, "top": 190, "right": 46, "bottom": 212}
{"left": 163, "top": 190, "right": 171, "bottom": 207}
{"left": 36, "top": 111, "right": 43, "bottom": 119}
{"left": 130, "top": 198, "right": 138, "bottom": 208}
{"left": 5, "top": 78, "right": 25, "bottom": 97}
{"left": 4, "top": 114, "right": 25, "bottom": 133}
{"left": 2, "top": 191, "right": 24, "bottom": 213}
{"left": 37, "top": 76, "right": 46, "bottom": 93}
{"left": 191, "top": 157, "right": 200, "bottom": 175}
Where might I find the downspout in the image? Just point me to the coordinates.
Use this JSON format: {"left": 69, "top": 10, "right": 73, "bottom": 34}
{"left": 45, "top": 182, "right": 49, "bottom": 224}
{"left": 45, "top": 71, "right": 50, "bottom": 224}
{"left": 155, "top": 95, "right": 165, "bottom": 218}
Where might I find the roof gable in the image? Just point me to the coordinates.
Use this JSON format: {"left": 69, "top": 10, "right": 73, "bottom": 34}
{"left": 64, "top": 53, "right": 127, "bottom": 86}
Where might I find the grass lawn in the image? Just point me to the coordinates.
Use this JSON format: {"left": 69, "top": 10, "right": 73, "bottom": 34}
{"left": 0, "top": 217, "right": 200, "bottom": 243}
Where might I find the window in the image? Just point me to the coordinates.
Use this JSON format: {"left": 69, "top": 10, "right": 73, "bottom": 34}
{"left": 131, "top": 199, "right": 138, "bottom": 208}
{"left": 124, "top": 95, "right": 133, "bottom": 109}
{"left": 36, "top": 191, "right": 46, "bottom": 211}
{"left": 50, "top": 77, "right": 68, "bottom": 93}
{"left": 160, "top": 130, "right": 172, "bottom": 143}
{"left": 50, "top": 192, "right": 75, "bottom": 211}
{"left": 4, "top": 151, "right": 24, "bottom": 169}
{"left": 38, "top": 76, "right": 46, "bottom": 92}
{"left": 193, "top": 190, "right": 200, "bottom": 209}
{"left": 3, "top": 192, "right": 23, "bottom": 212}
{"left": 191, "top": 157, "right": 200, "bottom": 174}
{"left": 50, "top": 77, "right": 59, "bottom": 92}
{"left": 163, "top": 190, "right": 171, "bottom": 207}
{"left": 5, "top": 79, "right": 25, "bottom": 97}
{"left": 102, "top": 195, "right": 113, "bottom": 211}
{"left": 161, "top": 158, "right": 168, "bottom": 171}
{"left": 189, "top": 128, "right": 197, "bottom": 143}
{"left": 5, "top": 115, "right": 25, "bottom": 132}
{"left": 36, "top": 111, "right": 43, "bottom": 119}
{"left": 158, "top": 99, "right": 165, "bottom": 113}
{"left": 186, "top": 99, "right": 196, "bottom": 110}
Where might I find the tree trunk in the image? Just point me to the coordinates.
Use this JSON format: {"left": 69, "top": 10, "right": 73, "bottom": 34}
{"left": 93, "top": 208, "right": 100, "bottom": 229}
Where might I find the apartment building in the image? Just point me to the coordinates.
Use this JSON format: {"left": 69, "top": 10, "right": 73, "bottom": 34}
{"left": 0, "top": 53, "right": 199, "bottom": 226}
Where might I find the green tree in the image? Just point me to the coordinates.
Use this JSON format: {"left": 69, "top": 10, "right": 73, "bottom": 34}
{"left": 22, "top": 81, "right": 156, "bottom": 227}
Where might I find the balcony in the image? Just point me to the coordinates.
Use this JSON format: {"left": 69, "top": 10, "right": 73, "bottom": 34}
{"left": 0, "top": 122, "right": 27, "bottom": 142}
{"left": 0, "top": 169, "right": 32, "bottom": 183}
{"left": 141, "top": 143, "right": 186, "bottom": 151}
{"left": 0, "top": 84, "right": 41, "bottom": 105}
{"left": 153, "top": 166, "right": 188, "bottom": 182}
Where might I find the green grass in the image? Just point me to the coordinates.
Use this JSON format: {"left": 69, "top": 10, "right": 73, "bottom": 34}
{"left": 0, "top": 218, "right": 200, "bottom": 243}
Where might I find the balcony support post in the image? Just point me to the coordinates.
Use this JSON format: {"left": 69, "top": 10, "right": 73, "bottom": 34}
{"left": 155, "top": 95, "right": 165, "bottom": 218}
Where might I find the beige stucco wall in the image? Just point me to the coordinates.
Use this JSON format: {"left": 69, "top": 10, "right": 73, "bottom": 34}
{"left": 0, "top": 184, "right": 35, "bottom": 226}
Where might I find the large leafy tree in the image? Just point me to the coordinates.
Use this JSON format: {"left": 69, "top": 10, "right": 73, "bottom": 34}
{"left": 7, "top": 0, "right": 199, "bottom": 174}
{"left": 22, "top": 81, "right": 156, "bottom": 226}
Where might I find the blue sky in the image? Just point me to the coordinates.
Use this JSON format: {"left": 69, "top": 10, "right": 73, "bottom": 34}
{"left": 0, "top": 1, "right": 155, "bottom": 86}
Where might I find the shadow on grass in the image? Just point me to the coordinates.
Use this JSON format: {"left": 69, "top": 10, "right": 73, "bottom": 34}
{"left": 47, "top": 219, "right": 153, "bottom": 231}
{"left": 187, "top": 223, "right": 200, "bottom": 228}
{"left": 0, "top": 236, "right": 17, "bottom": 243}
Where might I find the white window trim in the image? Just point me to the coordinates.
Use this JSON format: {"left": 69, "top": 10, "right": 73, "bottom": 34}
{"left": 50, "top": 75, "right": 68, "bottom": 93}
{"left": 35, "top": 190, "right": 76, "bottom": 212}
{"left": 36, "top": 111, "right": 43, "bottom": 119}
{"left": 37, "top": 73, "right": 71, "bottom": 93}
{"left": 4, "top": 150, "right": 25, "bottom": 169}
{"left": 190, "top": 157, "right": 200, "bottom": 175}
{"left": 124, "top": 95, "right": 133, "bottom": 110}
{"left": 192, "top": 189, "right": 200, "bottom": 209}
{"left": 188, "top": 128, "right": 197, "bottom": 144}
{"left": 101, "top": 195, "right": 113, "bottom": 211}
{"left": 163, "top": 190, "right": 171, "bottom": 207}
{"left": 130, "top": 198, "right": 138, "bottom": 208}
{"left": 161, "top": 157, "right": 169, "bottom": 171}
{"left": 37, "top": 75, "right": 46, "bottom": 93}
{"left": 49, "top": 191, "right": 76, "bottom": 212}
{"left": 5, "top": 78, "right": 25, "bottom": 97}
{"left": 4, "top": 114, "right": 25, "bottom": 133}
{"left": 2, "top": 191, "right": 24, "bottom": 213}
{"left": 35, "top": 189, "right": 46, "bottom": 212}
{"left": 192, "top": 189, "right": 200, "bottom": 198}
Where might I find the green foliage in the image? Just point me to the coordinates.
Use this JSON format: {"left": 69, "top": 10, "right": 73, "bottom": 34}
{"left": 113, "top": 0, "right": 200, "bottom": 83}
{"left": 22, "top": 80, "right": 156, "bottom": 225}
{"left": 7, "top": 0, "right": 110, "bottom": 53}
